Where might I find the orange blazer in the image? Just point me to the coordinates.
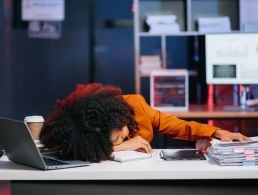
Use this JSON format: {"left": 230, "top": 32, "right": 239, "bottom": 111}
{"left": 123, "top": 94, "right": 220, "bottom": 142}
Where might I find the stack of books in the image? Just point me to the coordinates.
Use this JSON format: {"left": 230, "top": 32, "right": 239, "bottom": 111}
{"left": 207, "top": 137, "right": 258, "bottom": 166}
{"left": 140, "top": 55, "right": 162, "bottom": 76}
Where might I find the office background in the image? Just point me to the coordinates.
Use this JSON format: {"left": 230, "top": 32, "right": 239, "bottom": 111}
{"left": 0, "top": 0, "right": 258, "bottom": 141}
{"left": 0, "top": 0, "right": 198, "bottom": 120}
{"left": 1, "top": 3, "right": 258, "bottom": 195}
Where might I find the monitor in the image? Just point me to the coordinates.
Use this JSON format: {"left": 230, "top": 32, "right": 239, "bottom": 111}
{"left": 205, "top": 33, "right": 258, "bottom": 84}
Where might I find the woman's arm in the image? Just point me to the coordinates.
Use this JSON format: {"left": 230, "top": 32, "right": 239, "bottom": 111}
{"left": 136, "top": 95, "right": 249, "bottom": 142}
{"left": 113, "top": 136, "right": 152, "bottom": 153}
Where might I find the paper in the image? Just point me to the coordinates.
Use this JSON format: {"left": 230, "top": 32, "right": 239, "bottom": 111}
{"left": 146, "top": 14, "right": 180, "bottom": 33}
{"left": 197, "top": 16, "right": 231, "bottom": 33}
{"left": 208, "top": 137, "right": 258, "bottom": 166}
{"left": 112, "top": 151, "right": 152, "bottom": 163}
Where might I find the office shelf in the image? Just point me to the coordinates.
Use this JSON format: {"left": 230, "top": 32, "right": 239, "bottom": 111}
{"left": 133, "top": 0, "right": 258, "bottom": 93}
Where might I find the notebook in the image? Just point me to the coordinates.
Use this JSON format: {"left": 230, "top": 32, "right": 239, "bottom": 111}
{"left": 0, "top": 117, "right": 89, "bottom": 170}
{"left": 112, "top": 150, "right": 152, "bottom": 162}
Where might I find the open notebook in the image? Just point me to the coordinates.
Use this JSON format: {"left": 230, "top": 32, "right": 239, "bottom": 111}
{"left": 112, "top": 151, "right": 152, "bottom": 162}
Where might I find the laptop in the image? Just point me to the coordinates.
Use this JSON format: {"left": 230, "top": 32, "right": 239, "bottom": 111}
{"left": 0, "top": 117, "right": 90, "bottom": 170}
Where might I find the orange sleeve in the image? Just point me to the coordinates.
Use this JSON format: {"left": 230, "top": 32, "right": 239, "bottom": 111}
{"left": 135, "top": 95, "right": 220, "bottom": 142}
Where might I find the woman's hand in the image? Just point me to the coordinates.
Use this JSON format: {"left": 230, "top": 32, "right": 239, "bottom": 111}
{"left": 196, "top": 130, "right": 251, "bottom": 153}
{"left": 213, "top": 129, "right": 250, "bottom": 142}
{"left": 113, "top": 135, "right": 152, "bottom": 153}
{"left": 195, "top": 138, "right": 211, "bottom": 153}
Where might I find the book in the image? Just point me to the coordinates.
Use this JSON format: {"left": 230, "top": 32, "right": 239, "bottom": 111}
{"left": 112, "top": 151, "right": 152, "bottom": 163}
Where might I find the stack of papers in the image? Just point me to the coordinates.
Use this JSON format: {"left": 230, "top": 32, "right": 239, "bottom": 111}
{"left": 146, "top": 14, "right": 180, "bottom": 33}
{"left": 140, "top": 55, "right": 162, "bottom": 75}
{"left": 197, "top": 16, "right": 231, "bottom": 33}
{"left": 243, "top": 22, "right": 258, "bottom": 32}
{"left": 207, "top": 137, "right": 258, "bottom": 166}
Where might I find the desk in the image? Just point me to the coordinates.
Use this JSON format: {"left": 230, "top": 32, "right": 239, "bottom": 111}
{"left": 165, "top": 105, "right": 258, "bottom": 120}
{"left": 1, "top": 150, "right": 258, "bottom": 195}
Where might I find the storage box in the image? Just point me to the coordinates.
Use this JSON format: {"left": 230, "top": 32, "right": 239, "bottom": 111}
{"left": 150, "top": 69, "right": 189, "bottom": 111}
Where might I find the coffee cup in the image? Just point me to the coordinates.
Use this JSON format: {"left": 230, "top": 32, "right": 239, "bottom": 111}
{"left": 24, "top": 115, "right": 45, "bottom": 140}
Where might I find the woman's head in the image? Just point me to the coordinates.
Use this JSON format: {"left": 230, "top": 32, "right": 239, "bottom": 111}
{"left": 40, "top": 83, "right": 138, "bottom": 162}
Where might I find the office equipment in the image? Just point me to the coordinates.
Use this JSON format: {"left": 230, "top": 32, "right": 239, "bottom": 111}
{"left": 112, "top": 150, "right": 152, "bottom": 162}
{"left": 150, "top": 69, "right": 189, "bottom": 111}
{"left": 205, "top": 33, "right": 258, "bottom": 110}
{"left": 0, "top": 117, "right": 89, "bottom": 170}
{"left": 205, "top": 33, "right": 258, "bottom": 85}
{"left": 160, "top": 149, "right": 206, "bottom": 160}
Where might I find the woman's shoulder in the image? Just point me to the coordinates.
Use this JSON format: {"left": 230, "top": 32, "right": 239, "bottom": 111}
{"left": 123, "top": 94, "right": 158, "bottom": 120}
{"left": 122, "top": 94, "right": 150, "bottom": 110}
{"left": 122, "top": 94, "right": 145, "bottom": 102}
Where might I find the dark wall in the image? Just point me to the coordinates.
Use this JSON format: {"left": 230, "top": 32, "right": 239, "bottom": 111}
{"left": 0, "top": 2, "right": 4, "bottom": 118}
{"left": 94, "top": 0, "right": 135, "bottom": 94}
{"left": 1, "top": 0, "right": 90, "bottom": 119}
{"left": 0, "top": 0, "right": 192, "bottom": 121}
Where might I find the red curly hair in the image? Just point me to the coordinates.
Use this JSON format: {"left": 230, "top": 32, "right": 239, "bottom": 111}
{"left": 40, "top": 83, "right": 138, "bottom": 162}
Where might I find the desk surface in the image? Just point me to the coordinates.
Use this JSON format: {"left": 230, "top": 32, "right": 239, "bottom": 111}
{"left": 166, "top": 105, "right": 258, "bottom": 119}
{"left": 1, "top": 150, "right": 258, "bottom": 181}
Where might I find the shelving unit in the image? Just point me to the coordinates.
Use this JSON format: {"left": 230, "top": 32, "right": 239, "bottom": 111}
{"left": 133, "top": 0, "right": 258, "bottom": 94}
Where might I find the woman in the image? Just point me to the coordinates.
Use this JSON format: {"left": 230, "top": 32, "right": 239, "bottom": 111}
{"left": 40, "top": 83, "right": 249, "bottom": 162}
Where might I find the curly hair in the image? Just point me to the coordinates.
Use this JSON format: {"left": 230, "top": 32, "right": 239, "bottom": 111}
{"left": 40, "top": 83, "right": 138, "bottom": 162}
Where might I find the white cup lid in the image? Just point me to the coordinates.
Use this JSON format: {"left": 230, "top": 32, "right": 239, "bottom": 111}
{"left": 24, "top": 115, "right": 44, "bottom": 123}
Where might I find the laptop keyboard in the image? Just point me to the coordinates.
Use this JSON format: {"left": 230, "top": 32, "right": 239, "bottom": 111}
{"left": 43, "top": 157, "right": 68, "bottom": 166}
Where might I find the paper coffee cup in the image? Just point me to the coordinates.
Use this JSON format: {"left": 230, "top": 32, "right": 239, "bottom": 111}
{"left": 24, "top": 115, "right": 45, "bottom": 140}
